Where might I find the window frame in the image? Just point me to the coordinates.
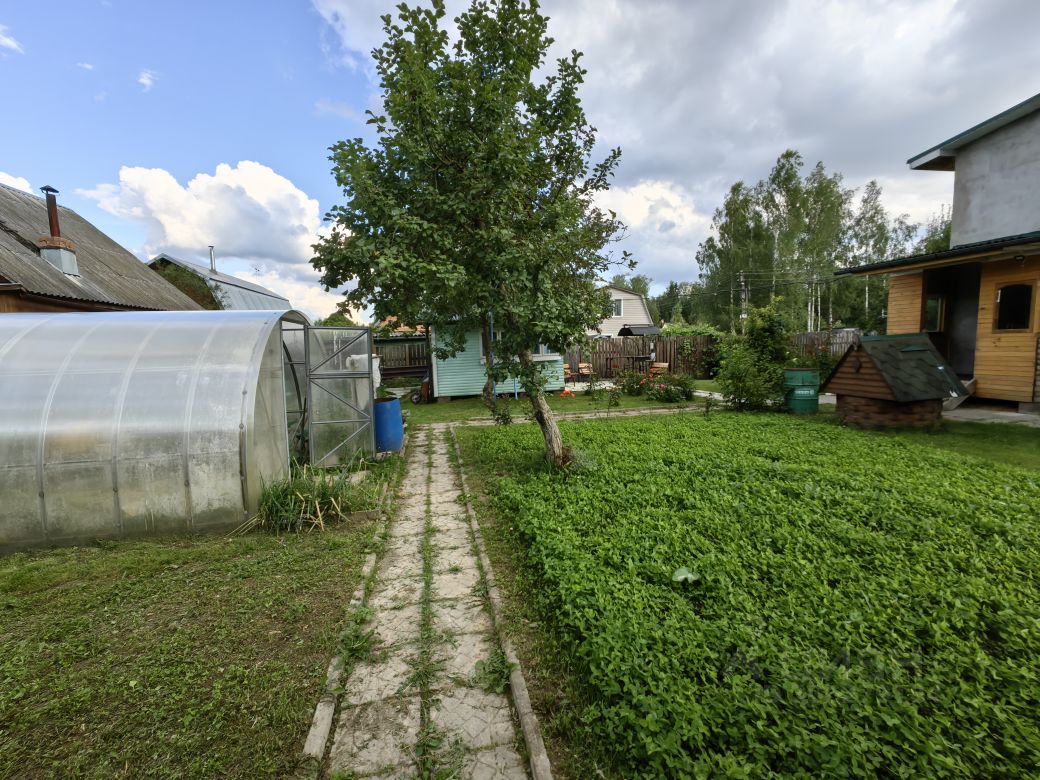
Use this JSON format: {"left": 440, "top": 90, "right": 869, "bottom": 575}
{"left": 923, "top": 293, "right": 945, "bottom": 333}
{"left": 612, "top": 298, "right": 623, "bottom": 317}
{"left": 993, "top": 283, "right": 1034, "bottom": 332}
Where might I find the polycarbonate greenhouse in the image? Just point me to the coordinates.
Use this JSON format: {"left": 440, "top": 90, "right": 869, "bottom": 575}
{"left": 0, "top": 310, "right": 375, "bottom": 552}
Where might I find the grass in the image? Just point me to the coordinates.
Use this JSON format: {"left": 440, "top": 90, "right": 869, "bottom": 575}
{"left": 456, "top": 412, "right": 1040, "bottom": 777}
{"left": 881, "top": 418, "right": 1040, "bottom": 471}
{"left": 0, "top": 525, "right": 378, "bottom": 778}
{"left": 405, "top": 389, "right": 700, "bottom": 425}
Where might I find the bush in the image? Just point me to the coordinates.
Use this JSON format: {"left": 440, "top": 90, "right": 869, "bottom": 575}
{"left": 644, "top": 373, "right": 696, "bottom": 402}
{"left": 614, "top": 370, "right": 646, "bottom": 396}
{"left": 717, "top": 344, "right": 786, "bottom": 410}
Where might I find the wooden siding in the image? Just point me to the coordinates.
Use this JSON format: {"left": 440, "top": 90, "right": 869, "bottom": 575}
{"left": 973, "top": 256, "right": 1040, "bottom": 402}
{"left": 0, "top": 290, "right": 130, "bottom": 313}
{"left": 886, "top": 272, "right": 923, "bottom": 334}
{"left": 433, "top": 329, "right": 564, "bottom": 398}
{"left": 592, "top": 287, "right": 653, "bottom": 337}
{"left": 823, "top": 347, "right": 897, "bottom": 401}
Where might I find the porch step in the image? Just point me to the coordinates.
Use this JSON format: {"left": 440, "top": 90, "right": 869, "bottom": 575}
{"left": 943, "top": 377, "right": 976, "bottom": 411}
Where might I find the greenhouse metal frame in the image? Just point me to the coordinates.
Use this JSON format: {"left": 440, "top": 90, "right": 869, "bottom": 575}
{"left": 0, "top": 310, "right": 374, "bottom": 551}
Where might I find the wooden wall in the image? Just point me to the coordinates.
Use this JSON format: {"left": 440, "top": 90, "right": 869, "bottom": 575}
{"left": 886, "top": 272, "right": 923, "bottom": 334}
{"left": 973, "top": 256, "right": 1040, "bottom": 402}
{"left": 823, "top": 346, "right": 896, "bottom": 401}
{"left": 0, "top": 291, "right": 126, "bottom": 314}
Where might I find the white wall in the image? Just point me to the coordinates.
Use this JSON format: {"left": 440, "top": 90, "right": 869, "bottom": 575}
{"left": 952, "top": 110, "right": 1040, "bottom": 246}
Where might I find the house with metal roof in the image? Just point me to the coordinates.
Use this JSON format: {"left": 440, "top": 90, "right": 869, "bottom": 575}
{"left": 838, "top": 92, "right": 1040, "bottom": 411}
{"left": 149, "top": 252, "right": 291, "bottom": 311}
{"left": 0, "top": 183, "right": 200, "bottom": 313}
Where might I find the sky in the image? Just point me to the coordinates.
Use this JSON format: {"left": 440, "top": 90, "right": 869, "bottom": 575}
{"left": 2, "top": 0, "right": 1039, "bottom": 318}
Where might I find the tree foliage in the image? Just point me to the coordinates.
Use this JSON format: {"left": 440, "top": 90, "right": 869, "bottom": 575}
{"left": 312, "top": 0, "right": 628, "bottom": 464}
{"left": 688, "top": 151, "right": 916, "bottom": 334}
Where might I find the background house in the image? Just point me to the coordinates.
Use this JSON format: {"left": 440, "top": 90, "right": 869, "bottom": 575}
{"left": 430, "top": 328, "right": 564, "bottom": 399}
{"left": 149, "top": 252, "right": 290, "bottom": 311}
{"left": 0, "top": 184, "right": 199, "bottom": 313}
{"left": 591, "top": 284, "right": 655, "bottom": 337}
{"left": 839, "top": 93, "right": 1040, "bottom": 411}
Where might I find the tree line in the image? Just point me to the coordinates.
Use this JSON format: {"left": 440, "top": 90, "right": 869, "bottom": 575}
{"left": 613, "top": 150, "right": 951, "bottom": 335}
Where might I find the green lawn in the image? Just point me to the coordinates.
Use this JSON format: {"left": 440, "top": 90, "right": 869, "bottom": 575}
{"left": 457, "top": 413, "right": 1040, "bottom": 778}
{"left": 405, "top": 390, "right": 701, "bottom": 425}
{"left": 0, "top": 525, "right": 377, "bottom": 778}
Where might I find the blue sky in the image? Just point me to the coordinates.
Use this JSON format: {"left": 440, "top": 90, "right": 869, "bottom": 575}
{"left": 2, "top": 1, "right": 1040, "bottom": 317}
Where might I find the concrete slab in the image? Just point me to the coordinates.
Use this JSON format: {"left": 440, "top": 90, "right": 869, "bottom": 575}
{"left": 369, "top": 576, "right": 424, "bottom": 611}
{"left": 371, "top": 601, "right": 423, "bottom": 648}
{"left": 328, "top": 697, "right": 420, "bottom": 776}
{"left": 431, "top": 688, "right": 516, "bottom": 750}
{"left": 436, "top": 631, "right": 495, "bottom": 681}
{"left": 432, "top": 598, "right": 493, "bottom": 637}
{"left": 463, "top": 744, "right": 529, "bottom": 780}
{"left": 432, "top": 565, "right": 482, "bottom": 600}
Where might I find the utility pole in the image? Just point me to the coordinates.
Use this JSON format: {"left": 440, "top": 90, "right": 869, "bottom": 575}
{"left": 739, "top": 270, "right": 749, "bottom": 329}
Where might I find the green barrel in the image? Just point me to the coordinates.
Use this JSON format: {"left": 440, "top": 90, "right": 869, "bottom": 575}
{"left": 784, "top": 368, "right": 820, "bottom": 414}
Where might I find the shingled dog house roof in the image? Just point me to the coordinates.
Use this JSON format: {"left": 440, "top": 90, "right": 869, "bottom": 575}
{"left": 824, "top": 334, "right": 968, "bottom": 403}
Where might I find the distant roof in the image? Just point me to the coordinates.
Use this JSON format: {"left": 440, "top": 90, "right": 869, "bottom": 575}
{"left": 835, "top": 229, "right": 1040, "bottom": 277}
{"left": 151, "top": 253, "right": 291, "bottom": 311}
{"left": 600, "top": 283, "right": 645, "bottom": 298}
{"left": 0, "top": 184, "right": 201, "bottom": 311}
{"left": 825, "top": 334, "right": 967, "bottom": 402}
{"left": 617, "top": 324, "right": 661, "bottom": 337}
{"left": 908, "top": 92, "right": 1040, "bottom": 171}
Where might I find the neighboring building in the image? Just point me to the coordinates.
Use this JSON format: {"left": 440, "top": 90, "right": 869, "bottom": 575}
{"left": 838, "top": 93, "right": 1040, "bottom": 409}
{"left": 0, "top": 183, "right": 200, "bottom": 313}
{"left": 429, "top": 327, "right": 564, "bottom": 399}
{"left": 591, "top": 284, "right": 655, "bottom": 337}
{"left": 149, "top": 252, "right": 290, "bottom": 311}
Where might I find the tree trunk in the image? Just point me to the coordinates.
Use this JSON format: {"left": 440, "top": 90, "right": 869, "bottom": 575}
{"left": 519, "top": 350, "right": 566, "bottom": 466}
{"left": 480, "top": 318, "right": 495, "bottom": 407}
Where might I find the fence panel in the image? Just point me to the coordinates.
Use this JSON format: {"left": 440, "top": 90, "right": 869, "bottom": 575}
{"left": 373, "top": 337, "right": 428, "bottom": 378}
{"left": 790, "top": 329, "right": 860, "bottom": 359}
{"left": 564, "top": 335, "right": 718, "bottom": 379}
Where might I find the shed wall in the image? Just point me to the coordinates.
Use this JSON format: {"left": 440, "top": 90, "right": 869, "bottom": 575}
{"left": 886, "top": 272, "right": 923, "bottom": 334}
{"left": 973, "top": 256, "right": 1040, "bottom": 401}
{"left": 433, "top": 329, "right": 564, "bottom": 398}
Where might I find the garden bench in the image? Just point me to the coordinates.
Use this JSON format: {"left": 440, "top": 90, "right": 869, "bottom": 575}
{"left": 648, "top": 362, "right": 670, "bottom": 377}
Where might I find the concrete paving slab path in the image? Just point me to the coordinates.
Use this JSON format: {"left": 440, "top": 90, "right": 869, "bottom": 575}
{"left": 324, "top": 427, "right": 530, "bottom": 779}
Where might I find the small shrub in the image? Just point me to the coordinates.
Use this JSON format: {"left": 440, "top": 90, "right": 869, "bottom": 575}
{"left": 615, "top": 371, "right": 646, "bottom": 396}
{"left": 644, "top": 374, "right": 696, "bottom": 403}
{"left": 607, "top": 386, "right": 622, "bottom": 409}
{"left": 717, "top": 343, "right": 785, "bottom": 411}
{"left": 253, "top": 461, "right": 378, "bottom": 533}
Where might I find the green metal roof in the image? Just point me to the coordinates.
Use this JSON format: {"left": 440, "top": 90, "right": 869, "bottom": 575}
{"left": 856, "top": 334, "right": 968, "bottom": 402}
{"left": 908, "top": 91, "right": 1040, "bottom": 170}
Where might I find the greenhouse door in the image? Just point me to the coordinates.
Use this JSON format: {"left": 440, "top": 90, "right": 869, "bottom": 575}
{"left": 303, "top": 325, "right": 375, "bottom": 467}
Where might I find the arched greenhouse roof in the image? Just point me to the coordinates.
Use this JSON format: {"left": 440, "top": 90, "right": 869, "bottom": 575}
{"left": 0, "top": 309, "right": 309, "bottom": 551}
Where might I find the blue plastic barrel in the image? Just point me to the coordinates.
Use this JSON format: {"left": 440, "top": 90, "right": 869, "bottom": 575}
{"left": 374, "top": 397, "right": 405, "bottom": 453}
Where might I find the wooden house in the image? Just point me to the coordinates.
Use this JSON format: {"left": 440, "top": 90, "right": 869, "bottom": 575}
{"left": 0, "top": 184, "right": 200, "bottom": 313}
{"left": 429, "top": 327, "right": 564, "bottom": 399}
{"left": 823, "top": 334, "right": 968, "bottom": 428}
{"left": 837, "top": 93, "right": 1040, "bottom": 412}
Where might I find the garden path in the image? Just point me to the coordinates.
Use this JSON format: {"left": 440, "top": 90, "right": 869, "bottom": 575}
{"left": 325, "top": 427, "right": 529, "bottom": 779}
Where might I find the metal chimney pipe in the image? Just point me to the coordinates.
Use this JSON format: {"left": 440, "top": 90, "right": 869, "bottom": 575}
{"left": 208, "top": 245, "right": 216, "bottom": 273}
{"left": 41, "top": 185, "right": 61, "bottom": 238}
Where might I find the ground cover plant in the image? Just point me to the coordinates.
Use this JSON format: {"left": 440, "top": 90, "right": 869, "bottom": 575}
{"left": 0, "top": 526, "right": 378, "bottom": 777}
{"left": 404, "top": 392, "right": 689, "bottom": 426}
{"left": 457, "top": 414, "right": 1040, "bottom": 777}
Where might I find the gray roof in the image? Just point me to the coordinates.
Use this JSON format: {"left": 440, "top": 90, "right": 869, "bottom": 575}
{"left": 151, "top": 253, "right": 291, "bottom": 311}
{"left": 908, "top": 91, "right": 1040, "bottom": 170}
{"left": 0, "top": 183, "right": 201, "bottom": 311}
{"left": 827, "top": 334, "right": 968, "bottom": 402}
{"left": 836, "top": 229, "right": 1040, "bottom": 277}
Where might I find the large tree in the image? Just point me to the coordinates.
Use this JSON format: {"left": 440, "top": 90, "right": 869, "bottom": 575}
{"left": 313, "top": 0, "right": 627, "bottom": 465}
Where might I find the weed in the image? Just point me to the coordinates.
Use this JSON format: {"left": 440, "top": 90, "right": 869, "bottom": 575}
{"left": 470, "top": 647, "right": 514, "bottom": 694}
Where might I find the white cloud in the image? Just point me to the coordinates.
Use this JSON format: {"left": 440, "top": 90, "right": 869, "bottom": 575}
{"left": 78, "top": 161, "right": 346, "bottom": 318}
{"left": 76, "top": 62, "right": 95, "bottom": 70}
{"left": 0, "top": 24, "right": 23, "bottom": 54}
{"left": 0, "top": 171, "right": 32, "bottom": 193}
{"left": 137, "top": 69, "right": 157, "bottom": 91}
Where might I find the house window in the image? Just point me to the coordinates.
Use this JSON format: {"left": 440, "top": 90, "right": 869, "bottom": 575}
{"left": 995, "top": 284, "right": 1033, "bottom": 330}
{"left": 612, "top": 299, "right": 623, "bottom": 317}
{"left": 923, "top": 294, "right": 945, "bottom": 332}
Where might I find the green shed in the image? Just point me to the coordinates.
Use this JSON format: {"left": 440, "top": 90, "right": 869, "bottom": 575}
{"left": 430, "top": 327, "right": 565, "bottom": 399}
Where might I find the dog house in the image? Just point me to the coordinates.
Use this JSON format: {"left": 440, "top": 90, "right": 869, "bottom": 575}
{"left": 0, "top": 310, "right": 374, "bottom": 551}
{"left": 823, "top": 334, "right": 968, "bottom": 429}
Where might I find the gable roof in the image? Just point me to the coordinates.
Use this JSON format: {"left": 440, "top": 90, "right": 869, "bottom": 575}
{"left": 151, "top": 253, "right": 290, "bottom": 310}
{"left": 908, "top": 91, "right": 1040, "bottom": 171}
{"left": 824, "top": 334, "right": 967, "bottom": 402}
{"left": 0, "top": 184, "right": 200, "bottom": 311}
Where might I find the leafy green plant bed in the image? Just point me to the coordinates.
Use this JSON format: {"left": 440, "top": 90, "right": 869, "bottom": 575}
{"left": 457, "top": 413, "right": 1040, "bottom": 777}
{"left": 0, "top": 526, "right": 379, "bottom": 778}
{"left": 405, "top": 392, "right": 695, "bottom": 425}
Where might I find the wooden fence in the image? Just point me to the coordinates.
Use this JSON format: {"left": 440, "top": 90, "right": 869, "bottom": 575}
{"left": 563, "top": 336, "right": 718, "bottom": 379}
{"left": 373, "top": 336, "right": 428, "bottom": 378}
{"left": 563, "top": 330, "right": 861, "bottom": 379}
